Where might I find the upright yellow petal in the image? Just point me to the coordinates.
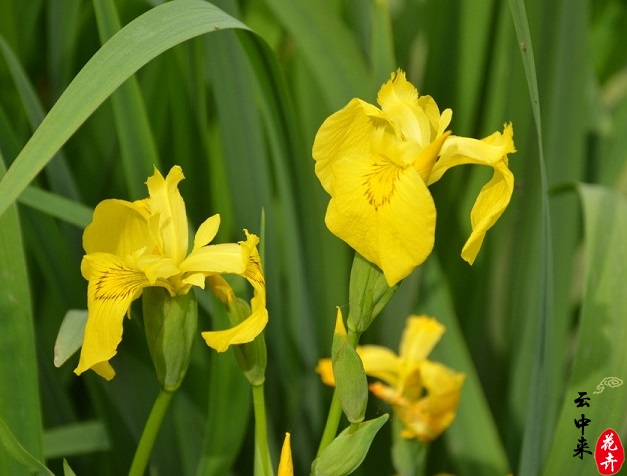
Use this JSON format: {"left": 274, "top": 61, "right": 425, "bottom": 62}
{"left": 399, "top": 316, "right": 445, "bottom": 366}
{"left": 146, "top": 166, "right": 189, "bottom": 264}
{"left": 192, "top": 214, "right": 221, "bottom": 251}
{"left": 75, "top": 253, "right": 153, "bottom": 377}
{"left": 278, "top": 433, "right": 293, "bottom": 476}
{"left": 313, "top": 98, "right": 387, "bottom": 194}
{"left": 83, "top": 199, "right": 156, "bottom": 257}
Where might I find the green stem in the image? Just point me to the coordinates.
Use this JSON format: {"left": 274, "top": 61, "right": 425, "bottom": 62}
{"left": 316, "top": 329, "right": 362, "bottom": 457}
{"left": 252, "top": 383, "right": 273, "bottom": 476}
{"left": 128, "top": 389, "right": 174, "bottom": 476}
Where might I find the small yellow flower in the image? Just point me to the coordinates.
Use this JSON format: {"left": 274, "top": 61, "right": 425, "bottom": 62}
{"left": 313, "top": 69, "right": 515, "bottom": 286}
{"left": 317, "top": 315, "right": 465, "bottom": 441}
{"left": 76, "top": 166, "right": 263, "bottom": 379}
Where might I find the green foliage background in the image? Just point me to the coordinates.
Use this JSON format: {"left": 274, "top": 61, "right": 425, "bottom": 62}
{"left": 0, "top": 0, "right": 626, "bottom": 474}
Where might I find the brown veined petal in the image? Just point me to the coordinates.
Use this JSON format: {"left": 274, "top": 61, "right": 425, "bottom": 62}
{"left": 313, "top": 98, "right": 387, "bottom": 195}
{"left": 83, "top": 198, "right": 156, "bottom": 257}
{"left": 75, "top": 253, "right": 154, "bottom": 378}
{"left": 146, "top": 166, "right": 189, "bottom": 265}
{"left": 324, "top": 153, "right": 436, "bottom": 286}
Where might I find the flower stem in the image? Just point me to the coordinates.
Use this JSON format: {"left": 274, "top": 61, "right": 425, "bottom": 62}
{"left": 316, "top": 329, "right": 362, "bottom": 457}
{"left": 128, "top": 389, "right": 174, "bottom": 476}
{"left": 252, "top": 383, "right": 274, "bottom": 476}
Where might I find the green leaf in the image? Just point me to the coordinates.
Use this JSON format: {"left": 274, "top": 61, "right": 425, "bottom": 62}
{"left": 542, "top": 184, "right": 627, "bottom": 474}
{"left": 0, "top": 0, "right": 250, "bottom": 219}
{"left": 0, "top": 152, "right": 43, "bottom": 474}
{"left": 53, "top": 309, "right": 88, "bottom": 368}
{"left": 43, "top": 421, "right": 110, "bottom": 459}
{"left": 312, "top": 414, "right": 389, "bottom": 476}
{"left": 63, "top": 459, "right": 77, "bottom": 476}
{"left": 0, "top": 417, "right": 52, "bottom": 476}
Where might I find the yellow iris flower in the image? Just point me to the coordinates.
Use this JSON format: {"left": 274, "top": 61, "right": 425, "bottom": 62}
{"left": 76, "top": 166, "right": 263, "bottom": 380}
{"left": 317, "top": 315, "right": 465, "bottom": 442}
{"left": 313, "top": 69, "right": 515, "bottom": 286}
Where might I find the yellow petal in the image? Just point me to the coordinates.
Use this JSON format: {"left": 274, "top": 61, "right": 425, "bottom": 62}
{"left": 377, "top": 70, "right": 432, "bottom": 147}
{"left": 278, "top": 433, "right": 293, "bottom": 476}
{"left": 201, "top": 295, "right": 268, "bottom": 352}
{"left": 239, "top": 232, "right": 264, "bottom": 298}
{"left": 461, "top": 163, "right": 514, "bottom": 264}
{"left": 427, "top": 123, "right": 515, "bottom": 185}
{"left": 324, "top": 154, "right": 436, "bottom": 286}
{"left": 75, "top": 253, "right": 152, "bottom": 377}
{"left": 193, "top": 214, "right": 220, "bottom": 251}
{"left": 357, "top": 345, "right": 402, "bottom": 387}
{"left": 428, "top": 124, "right": 515, "bottom": 263}
{"left": 313, "top": 98, "right": 387, "bottom": 194}
{"left": 179, "top": 243, "right": 247, "bottom": 276}
{"left": 83, "top": 198, "right": 156, "bottom": 257}
{"left": 146, "top": 166, "right": 189, "bottom": 264}
{"left": 399, "top": 316, "right": 445, "bottom": 365}
{"left": 315, "top": 358, "right": 336, "bottom": 386}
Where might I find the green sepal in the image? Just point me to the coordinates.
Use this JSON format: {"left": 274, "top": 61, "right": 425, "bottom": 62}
{"left": 311, "top": 413, "right": 389, "bottom": 476}
{"left": 142, "top": 287, "right": 197, "bottom": 392}
{"left": 331, "top": 313, "right": 368, "bottom": 423}
{"left": 347, "top": 253, "right": 398, "bottom": 333}
{"left": 228, "top": 297, "right": 267, "bottom": 386}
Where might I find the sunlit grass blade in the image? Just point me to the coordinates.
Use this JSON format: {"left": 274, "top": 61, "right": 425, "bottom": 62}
{"left": 18, "top": 186, "right": 92, "bottom": 229}
{"left": 542, "top": 184, "right": 627, "bottom": 474}
{"left": 0, "top": 154, "right": 44, "bottom": 474}
{"left": 93, "top": 0, "right": 161, "bottom": 199}
{"left": 0, "top": 0, "right": 251, "bottom": 218}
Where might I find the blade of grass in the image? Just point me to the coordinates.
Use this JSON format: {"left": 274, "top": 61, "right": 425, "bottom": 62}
{"left": 43, "top": 421, "right": 110, "bottom": 459}
{"left": 92, "top": 0, "right": 161, "bottom": 199}
{"left": 507, "top": 1, "right": 555, "bottom": 473}
{"left": 0, "top": 0, "right": 252, "bottom": 218}
{"left": 542, "top": 184, "right": 627, "bottom": 474}
{"left": 0, "top": 153, "right": 44, "bottom": 474}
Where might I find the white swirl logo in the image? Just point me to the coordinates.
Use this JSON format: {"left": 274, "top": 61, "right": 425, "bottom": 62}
{"left": 593, "top": 376, "right": 624, "bottom": 394}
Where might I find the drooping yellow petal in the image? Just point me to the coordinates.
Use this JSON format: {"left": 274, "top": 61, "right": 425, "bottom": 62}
{"left": 315, "top": 358, "right": 336, "bottom": 386}
{"left": 428, "top": 124, "right": 515, "bottom": 264}
{"left": 82, "top": 198, "right": 156, "bottom": 257}
{"left": 201, "top": 295, "right": 268, "bottom": 352}
{"left": 75, "top": 253, "right": 154, "bottom": 377}
{"left": 325, "top": 153, "right": 436, "bottom": 286}
{"left": 146, "top": 166, "right": 189, "bottom": 264}
{"left": 278, "top": 433, "right": 293, "bottom": 476}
